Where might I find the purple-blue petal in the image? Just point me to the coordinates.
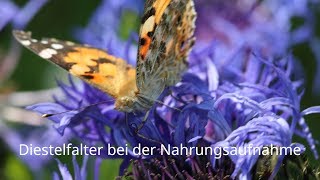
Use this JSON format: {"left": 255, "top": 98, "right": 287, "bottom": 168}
{"left": 55, "top": 159, "right": 73, "bottom": 180}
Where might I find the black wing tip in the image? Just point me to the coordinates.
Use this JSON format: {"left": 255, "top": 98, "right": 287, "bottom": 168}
{"left": 12, "top": 30, "right": 32, "bottom": 40}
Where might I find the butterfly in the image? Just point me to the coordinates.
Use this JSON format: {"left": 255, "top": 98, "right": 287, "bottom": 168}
{"left": 13, "top": 0, "right": 196, "bottom": 114}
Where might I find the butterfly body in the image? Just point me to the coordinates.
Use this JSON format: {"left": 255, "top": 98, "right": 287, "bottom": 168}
{"left": 13, "top": 0, "right": 196, "bottom": 113}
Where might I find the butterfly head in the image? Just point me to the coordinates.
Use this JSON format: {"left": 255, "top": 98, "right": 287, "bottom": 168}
{"left": 115, "top": 96, "right": 136, "bottom": 112}
{"left": 115, "top": 94, "right": 154, "bottom": 113}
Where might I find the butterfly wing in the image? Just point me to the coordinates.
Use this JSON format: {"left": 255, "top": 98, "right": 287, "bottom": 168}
{"left": 136, "top": 0, "right": 196, "bottom": 101}
{"left": 13, "top": 30, "right": 137, "bottom": 99}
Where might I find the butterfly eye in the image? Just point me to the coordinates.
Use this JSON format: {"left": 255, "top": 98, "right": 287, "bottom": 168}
{"left": 115, "top": 97, "right": 135, "bottom": 112}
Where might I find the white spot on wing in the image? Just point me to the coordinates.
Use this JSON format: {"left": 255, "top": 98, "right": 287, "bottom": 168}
{"left": 51, "top": 43, "right": 64, "bottom": 49}
{"left": 38, "top": 48, "right": 57, "bottom": 59}
{"left": 41, "top": 40, "right": 48, "bottom": 44}
{"left": 141, "top": 16, "right": 155, "bottom": 36}
{"left": 31, "top": 39, "right": 38, "bottom": 43}
{"left": 66, "top": 41, "right": 75, "bottom": 46}
{"left": 20, "top": 40, "right": 31, "bottom": 46}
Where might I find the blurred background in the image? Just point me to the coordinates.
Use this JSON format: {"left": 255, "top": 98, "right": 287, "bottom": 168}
{"left": 0, "top": 0, "right": 319, "bottom": 179}
{"left": 0, "top": 0, "right": 133, "bottom": 179}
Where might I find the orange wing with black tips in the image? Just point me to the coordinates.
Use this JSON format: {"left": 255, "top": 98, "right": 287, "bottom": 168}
{"left": 13, "top": 30, "right": 137, "bottom": 99}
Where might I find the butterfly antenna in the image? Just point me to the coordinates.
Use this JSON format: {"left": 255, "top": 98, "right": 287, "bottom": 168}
{"left": 135, "top": 132, "right": 162, "bottom": 145}
{"left": 42, "top": 100, "right": 114, "bottom": 118}
{"left": 138, "top": 94, "right": 182, "bottom": 112}
{"left": 154, "top": 100, "right": 182, "bottom": 112}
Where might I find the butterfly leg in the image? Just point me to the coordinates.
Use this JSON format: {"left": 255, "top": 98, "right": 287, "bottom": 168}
{"left": 127, "top": 111, "right": 150, "bottom": 136}
{"left": 128, "top": 111, "right": 161, "bottom": 144}
{"left": 135, "top": 110, "right": 150, "bottom": 133}
{"left": 126, "top": 113, "right": 136, "bottom": 137}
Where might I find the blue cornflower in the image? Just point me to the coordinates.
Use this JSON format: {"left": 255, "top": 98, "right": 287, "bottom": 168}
{"left": 53, "top": 156, "right": 88, "bottom": 180}
{"left": 0, "top": 0, "right": 53, "bottom": 173}
{"left": 0, "top": 0, "right": 48, "bottom": 81}
{"left": 74, "top": 0, "right": 144, "bottom": 66}
{"left": 14, "top": 0, "right": 320, "bottom": 179}
{"left": 0, "top": 0, "right": 18, "bottom": 30}
{"left": 0, "top": 0, "right": 49, "bottom": 36}
{"left": 0, "top": 120, "right": 70, "bottom": 171}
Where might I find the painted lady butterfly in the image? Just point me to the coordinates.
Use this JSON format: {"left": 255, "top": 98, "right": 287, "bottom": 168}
{"left": 13, "top": 0, "right": 196, "bottom": 113}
